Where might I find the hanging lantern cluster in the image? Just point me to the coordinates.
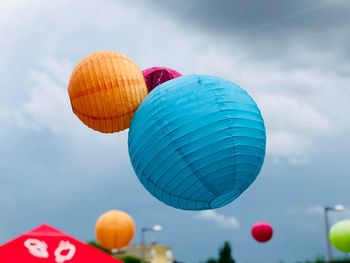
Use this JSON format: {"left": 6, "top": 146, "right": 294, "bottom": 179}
{"left": 68, "top": 51, "right": 266, "bottom": 211}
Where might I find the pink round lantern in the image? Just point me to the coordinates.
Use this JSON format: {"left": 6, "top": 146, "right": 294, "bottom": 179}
{"left": 142, "top": 66, "right": 182, "bottom": 92}
{"left": 251, "top": 222, "right": 273, "bottom": 243}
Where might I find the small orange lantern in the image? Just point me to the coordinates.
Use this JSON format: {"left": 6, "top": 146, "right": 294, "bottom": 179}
{"left": 68, "top": 51, "right": 148, "bottom": 133}
{"left": 95, "top": 210, "right": 135, "bottom": 250}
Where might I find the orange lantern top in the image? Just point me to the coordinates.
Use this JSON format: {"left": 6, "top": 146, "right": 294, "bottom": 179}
{"left": 95, "top": 210, "right": 135, "bottom": 250}
{"left": 68, "top": 51, "right": 148, "bottom": 133}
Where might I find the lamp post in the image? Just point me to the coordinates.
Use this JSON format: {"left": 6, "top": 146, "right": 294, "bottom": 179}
{"left": 141, "top": 224, "right": 162, "bottom": 263}
{"left": 325, "top": 204, "right": 344, "bottom": 262}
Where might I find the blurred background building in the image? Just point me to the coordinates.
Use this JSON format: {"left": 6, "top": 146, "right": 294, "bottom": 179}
{"left": 120, "top": 243, "right": 173, "bottom": 263}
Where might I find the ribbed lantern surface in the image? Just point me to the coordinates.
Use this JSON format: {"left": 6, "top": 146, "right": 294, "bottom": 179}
{"left": 128, "top": 74, "right": 266, "bottom": 210}
{"left": 68, "top": 51, "right": 148, "bottom": 133}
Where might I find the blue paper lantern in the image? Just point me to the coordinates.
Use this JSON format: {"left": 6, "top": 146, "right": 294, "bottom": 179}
{"left": 128, "top": 74, "right": 266, "bottom": 210}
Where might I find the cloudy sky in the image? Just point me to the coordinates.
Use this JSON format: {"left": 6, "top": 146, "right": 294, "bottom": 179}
{"left": 1, "top": 0, "right": 350, "bottom": 262}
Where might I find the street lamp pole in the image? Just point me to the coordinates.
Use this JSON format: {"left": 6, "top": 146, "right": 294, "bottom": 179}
{"left": 141, "top": 228, "right": 146, "bottom": 263}
{"left": 324, "top": 204, "right": 344, "bottom": 262}
{"left": 324, "top": 207, "right": 333, "bottom": 262}
{"left": 141, "top": 225, "right": 162, "bottom": 263}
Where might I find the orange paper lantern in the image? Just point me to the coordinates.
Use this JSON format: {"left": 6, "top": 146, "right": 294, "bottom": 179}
{"left": 95, "top": 210, "right": 135, "bottom": 250}
{"left": 68, "top": 51, "right": 148, "bottom": 133}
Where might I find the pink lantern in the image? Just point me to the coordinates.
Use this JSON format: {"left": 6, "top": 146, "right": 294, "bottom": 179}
{"left": 143, "top": 66, "right": 182, "bottom": 92}
{"left": 251, "top": 222, "right": 273, "bottom": 243}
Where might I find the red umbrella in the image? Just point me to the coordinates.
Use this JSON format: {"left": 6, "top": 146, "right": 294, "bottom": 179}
{"left": 0, "top": 224, "right": 122, "bottom": 263}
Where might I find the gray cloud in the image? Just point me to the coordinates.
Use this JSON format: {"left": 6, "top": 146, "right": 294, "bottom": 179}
{"left": 133, "top": 0, "right": 350, "bottom": 68}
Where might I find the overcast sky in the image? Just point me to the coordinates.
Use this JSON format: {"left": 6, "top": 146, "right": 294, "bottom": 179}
{"left": 0, "top": 1, "right": 350, "bottom": 262}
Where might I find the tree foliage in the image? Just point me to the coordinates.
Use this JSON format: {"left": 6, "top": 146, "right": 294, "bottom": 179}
{"left": 88, "top": 241, "right": 111, "bottom": 254}
{"left": 118, "top": 255, "right": 142, "bottom": 263}
{"left": 205, "top": 241, "right": 235, "bottom": 263}
{"left": 218, "top": 241, "right": 235, "bottom": 263}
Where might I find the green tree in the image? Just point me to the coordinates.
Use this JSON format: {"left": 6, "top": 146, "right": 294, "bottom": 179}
{"left": 218, "top": 241, "right": 235, "bottom": 263}
{"left": 118, "top": 255, "right": 142, "bottom": 263}
{"left": 88, "top": 241, "right": 111, "bottom": 254}
{"left": 205, "top": 241, "right": 235, "bottom": 263}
